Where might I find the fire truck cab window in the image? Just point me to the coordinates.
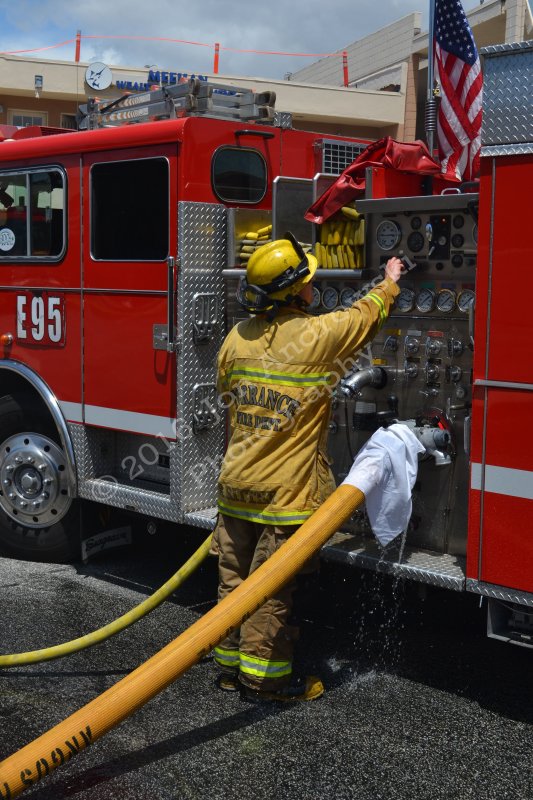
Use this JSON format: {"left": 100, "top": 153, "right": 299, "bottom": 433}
{"left": 0, "top": 169, "right": 64, "bottom": 259}
{"left": 91, "top": 158, "right": 169, "bottom": 261}
{"left": 212, "top": 148, "right": 267, "bottom": 203}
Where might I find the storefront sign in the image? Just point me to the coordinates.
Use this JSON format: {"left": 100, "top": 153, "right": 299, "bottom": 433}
{"left": 115, "top": 71, "right": 235, "bottom": 95}
{"left": 115, "top": 71, "right": 208, "bottom": 92}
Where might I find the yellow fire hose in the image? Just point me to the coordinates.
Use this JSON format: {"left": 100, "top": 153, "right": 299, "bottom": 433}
{"left": 0, "top": 483, "right": 364, "bottom": 798}
{"left": 0, "top": 533, "right": 213, "bottom": 668}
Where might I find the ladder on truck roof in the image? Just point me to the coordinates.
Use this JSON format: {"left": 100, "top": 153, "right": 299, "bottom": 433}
{"left": 78, "top": 78, "right": 277, "bottom": 130}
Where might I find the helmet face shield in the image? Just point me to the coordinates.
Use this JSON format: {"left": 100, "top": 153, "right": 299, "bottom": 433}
{"left": 238, "top": 231, "right": 318, "bottom": 313}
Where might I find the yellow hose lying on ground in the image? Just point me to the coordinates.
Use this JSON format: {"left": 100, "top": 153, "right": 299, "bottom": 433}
{"left": 0, "top": 484, "right": 364, "bottom": 799}
{"left": 0, "top": 533, "right": 213, "bottom": 668}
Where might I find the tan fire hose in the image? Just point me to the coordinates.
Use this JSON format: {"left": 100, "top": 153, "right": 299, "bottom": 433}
{"left": 0, "top": 484, "right": 364, "bottom": 798}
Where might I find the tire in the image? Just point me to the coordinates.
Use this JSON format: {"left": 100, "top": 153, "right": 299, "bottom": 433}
{"left": 0, "top": 395, "right": 80, "bottom": 563}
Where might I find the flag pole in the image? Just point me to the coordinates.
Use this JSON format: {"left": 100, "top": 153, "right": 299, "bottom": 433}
{"left": 425, "top": 0, "right": 437, "bottom": 155}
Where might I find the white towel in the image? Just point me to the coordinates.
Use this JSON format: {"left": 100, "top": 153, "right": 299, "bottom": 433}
{"left": 341, "top": 423, "right": 425, "bottom": 546}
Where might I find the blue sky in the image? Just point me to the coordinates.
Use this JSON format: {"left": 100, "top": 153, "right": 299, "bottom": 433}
{"left": 0, "top": 1, "right": 513, "bottom": 80}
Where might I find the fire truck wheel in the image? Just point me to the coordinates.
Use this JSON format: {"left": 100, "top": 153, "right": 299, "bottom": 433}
{"left": 0, "top": 395, "right": 80, "bottom": 563}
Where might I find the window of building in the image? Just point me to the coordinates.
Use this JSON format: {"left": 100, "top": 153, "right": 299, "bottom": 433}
{"left": 8, "top": 110, "right": 48, "bottom": 128}
{"left": 212, "top": 147, "right": 267, "bottom": 204}
{"left": 90, "top": 158, "right": 169, "bottom": 261}
{"left": 61, "top": 114, "right": 78, "bottom": 130}
{"left": 0, "top": 168, "right": 65, "bottom": 259}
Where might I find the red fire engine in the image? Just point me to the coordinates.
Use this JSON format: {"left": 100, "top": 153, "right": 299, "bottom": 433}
{"left": 0, "top": 42, "right": 531, "bottom": 647}
{"left": 0, "top": 79, "right": 369, "bottom": 563}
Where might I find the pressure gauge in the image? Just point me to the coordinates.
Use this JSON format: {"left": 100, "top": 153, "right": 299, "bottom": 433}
{"left": 416, "top": 288, "right": 435, "bottom": 313}
{"left": 407, "top": 231, "right": 425, "bottom": 253}
{"left": 436, "top": 289, "right": 456, "bottom": 313}
{"left": 457, "top": 289, "right": 475, "bottom": 313}
{"left": 396, "top": 287, "right": 415, "bottom": 313}
{"left": 376, "top": 219, "right": 401, "bottom": 251}
{"left": 321, "top": 286, "right": 339, "bottom": 311}
{"left": 308, "top": 285, "right": 321, "bottom": 310}
{"left": 340, "top": 286, "right": 357, "bottom": 308}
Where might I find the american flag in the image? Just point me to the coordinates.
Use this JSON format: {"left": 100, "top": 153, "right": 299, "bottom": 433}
{"left": 434, "top": 0, "right": 483, "bottom": 181}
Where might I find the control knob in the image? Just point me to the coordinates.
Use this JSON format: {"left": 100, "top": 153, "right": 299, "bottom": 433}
{"left": 426, "top": 337, "right": 442, "bottom": 356}
{"left": 404, "top": 360, "right": 418, "bottom": 379}
{"left": 447, "top": 338, "right": 464, "bottom": 357}
{"left": 446, "top": 365, "right": 463, "bottom": 383}
{"left": 425, "top": 362, "right": 440, "bottom": 383}
{"left": 405, "top": 336, "right": 420, "bottom": 355}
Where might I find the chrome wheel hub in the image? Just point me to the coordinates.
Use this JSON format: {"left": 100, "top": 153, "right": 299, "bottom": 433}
{"left": 0, "top": 433, "right": 71, "bottom": 528}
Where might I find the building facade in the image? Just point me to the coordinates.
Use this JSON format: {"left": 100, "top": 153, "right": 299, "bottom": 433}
{"left": 291, "top": 0, "right": 532, "bottom": 140}
{"left": 0, "top": 0, "right": 531, "bottom": 142}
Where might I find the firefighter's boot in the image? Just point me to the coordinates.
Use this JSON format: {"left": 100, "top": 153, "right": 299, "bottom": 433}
{"left": 241, "top": 675, "right": 324, "bottom": 703}
{"left": 216, "top": 672, "right": 240, "bottom": 693}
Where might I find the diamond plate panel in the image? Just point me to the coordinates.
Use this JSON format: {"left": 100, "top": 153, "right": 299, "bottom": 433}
{"left": 183, "top": 508, "right": 218, "bottom": 530}
{"left": 69, "top": 424, "right": 172, "bottom": 486}
{"left": 274, "top": 112, "right": 292, "bottom": 129}
{"left": 69, "top": 423, "right": 113, "bottom": 482}
{"left": 83, "top": 480, "right": 177, "bottom": 521}
{"left": 482, "top": 143, "right": 533, "bottom": 158}
{"left": 176, "top": 202, "right": 227, "bottom": 514}
{"left": 481, "top": 40, "right": 533, "bottom": 55}
{"left": 322, "top": 532, "right": 466, "bottom": 591}
{"left": 466, "top": 579, "right": 533, "bottom": 608}
{"left": 481, "top": 41, "right": 533, "bottom": 146}
{"left": 69, "top": 423, "right": 180, "bottom": 519}
{"left": 115, "top": 432, "right": 171, "bottom": 486}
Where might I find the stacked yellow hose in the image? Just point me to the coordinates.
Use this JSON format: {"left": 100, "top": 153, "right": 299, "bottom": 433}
{"left": 0, "top": 533, "right": 214, "bottom": 668}
{"left": 0, "top": 484, "right": 364, "bottom": 798}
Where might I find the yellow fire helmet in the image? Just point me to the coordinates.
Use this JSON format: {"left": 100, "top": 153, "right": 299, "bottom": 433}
{"left": 237, "top": 231, "right": 318, "bottom": 315}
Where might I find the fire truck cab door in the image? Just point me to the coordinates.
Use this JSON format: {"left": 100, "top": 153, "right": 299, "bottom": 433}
{"left": 82, "top": 146, "right": 177, "bottom": 440}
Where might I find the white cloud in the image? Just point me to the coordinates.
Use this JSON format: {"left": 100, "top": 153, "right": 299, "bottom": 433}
{"left": 0, "top": 0, "right": 493, "bottom": 79}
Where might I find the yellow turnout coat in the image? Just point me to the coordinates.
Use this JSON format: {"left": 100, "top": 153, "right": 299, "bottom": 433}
{"left": 217, "top": 277, "right": 399, "bottom": 525}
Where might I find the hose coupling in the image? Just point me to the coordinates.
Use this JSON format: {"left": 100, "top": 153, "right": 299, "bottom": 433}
{"left": 399, "top": 419, "right": 452, "bottom": 466}
{"left": 340, "top": 366, "right": 387, "bottom": 398}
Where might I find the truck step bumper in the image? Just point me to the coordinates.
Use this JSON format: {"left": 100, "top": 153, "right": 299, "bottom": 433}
{"left": 321, "top": 531, "right": 466, "bottom": 591}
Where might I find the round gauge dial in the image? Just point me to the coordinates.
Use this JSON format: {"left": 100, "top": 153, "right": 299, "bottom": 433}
{"left": 416, "top": 288, "right": 435, "bottom": 313}
{"left": 321, "top": 286, "right": 339, "bottom": 311}
{"left": 340, "top": 286, "right": 357, "bottom": 308}
{"left": 376, "top": 219, "right": 401, "bottom": 251}
{"left": 472, "top": 224, "right": 478, "bottom": 245}
{"left": 436, "top": 288, "right": 456, "bottom": 313}
{"left": 457, "top": 289, "right": 475, "bottom": 313}
{"left": 453, "top": 214, "right": 465, "bottom": 229}
{"left": 396, "top": 287, "right": 415, "bottom": 313}
{"left": 411, "top": 216, "right": 422, "bottom": 230}
{"left": 451, "top": 233, "right": 464, "bottom": 248}
{"left": 308, "top": 285, "right": 321, "bottom": 310}
{"left": 407, "top": 231, "right": 424, "bottom": 253}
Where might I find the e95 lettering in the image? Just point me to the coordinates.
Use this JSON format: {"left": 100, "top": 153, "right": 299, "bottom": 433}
{"left": 16, "top": 292, "right": 65, "bottom": 346}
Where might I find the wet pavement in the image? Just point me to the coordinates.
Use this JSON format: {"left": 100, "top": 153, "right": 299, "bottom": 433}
{"left": 1, "top": 521, "right": 533, "bottom": 800}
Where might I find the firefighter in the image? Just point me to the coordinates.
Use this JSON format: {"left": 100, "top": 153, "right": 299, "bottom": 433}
{"left": 213, "top": 232, "right": 402, "bottom": 702}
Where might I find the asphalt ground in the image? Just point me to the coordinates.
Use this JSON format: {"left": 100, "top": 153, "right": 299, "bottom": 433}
{"left": 1, "top": 521, "right": 533, "bottom": 800}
